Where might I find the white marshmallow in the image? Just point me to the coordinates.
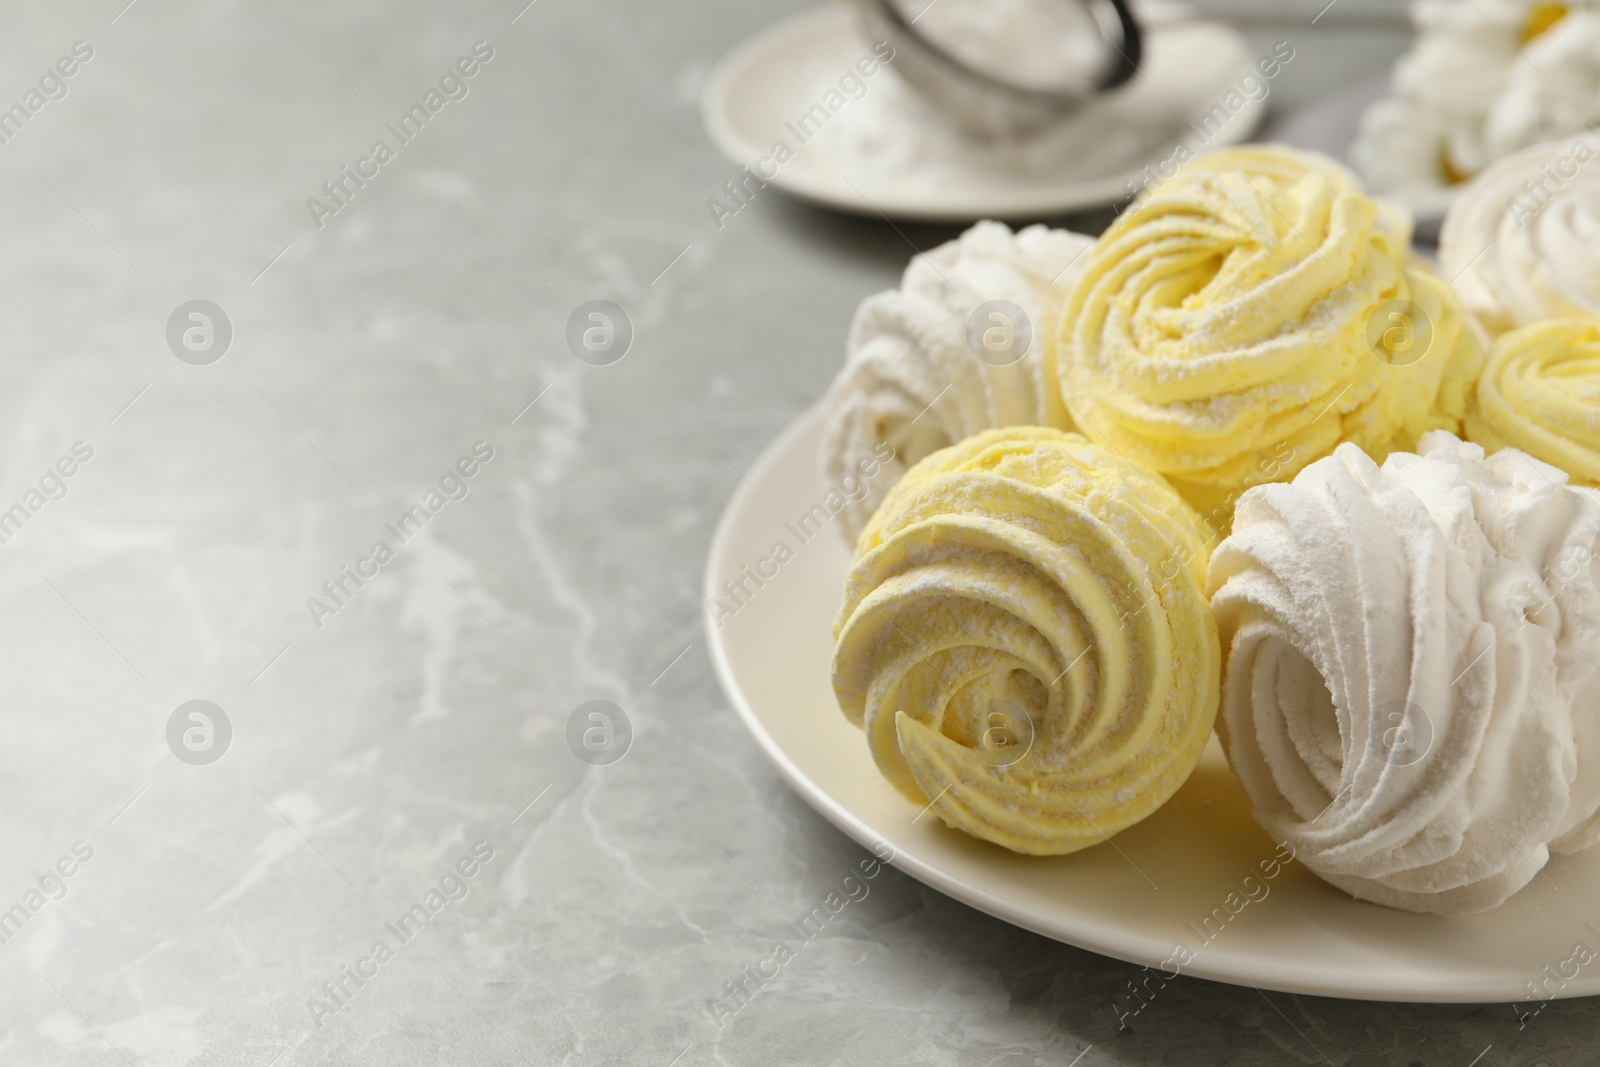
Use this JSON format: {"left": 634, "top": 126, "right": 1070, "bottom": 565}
{"left": 818, "top": 221, "right": 1091, "bottom": 545}
{"left": 1439, "top": 131, "right": 1600, "bottom": 334}
{"left": 1209, "top": 432, "right": 1600, "bottom": 913}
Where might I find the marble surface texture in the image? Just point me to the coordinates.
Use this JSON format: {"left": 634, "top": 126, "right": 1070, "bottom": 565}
{"left": 0, "top": 0, "right": 1594, "bottom": 1064}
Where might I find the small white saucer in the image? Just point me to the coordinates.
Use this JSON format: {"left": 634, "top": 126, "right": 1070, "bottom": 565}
{"left": 701, "top": 3, "right": 1269, "bottom": 220}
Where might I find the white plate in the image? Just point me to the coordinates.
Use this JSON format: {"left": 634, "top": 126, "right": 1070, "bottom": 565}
{"left": 704, "top": 403, "right": 1600, "bottom": 1003}
{"left": 701, "top": 4, "right": 1268, "bottom": 221}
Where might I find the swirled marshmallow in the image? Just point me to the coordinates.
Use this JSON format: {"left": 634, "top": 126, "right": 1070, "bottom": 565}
{"left": 1209, "top": 431, "right": 1600, "bottom": 913}
{"left": 1439, "top": 132, "right": 1600, "bottom": 334}
{"left": 819, "top": 221, "right": 1093, "bottom": 545}
{"left": 1057, "top": 144, "right": 1482, "bottom": 527}
{"left": 833, "top": 426, "right": 1219, "bottom": 855}
{"left": 1466, "top": 318, "right": 1600, "bottom": 485}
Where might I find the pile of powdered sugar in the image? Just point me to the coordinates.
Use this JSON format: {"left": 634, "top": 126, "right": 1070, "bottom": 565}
{"left": 889, "top": 0, "right": 1105, "bottom": 91}
{"left": 802, "top": 60, "right": 1162, "bottom": 189}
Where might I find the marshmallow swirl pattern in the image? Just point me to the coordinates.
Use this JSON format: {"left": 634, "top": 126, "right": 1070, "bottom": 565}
{"left": 1467, "top": 318, "right": 1600, "bottom": 486}
{"left": 1058, "top": 145, "right": 1483, "bottom": 526}
{"left": 820, "top": 221, "right": 1094, "bottom": 546}
{"left": 1209, "top": 433, "right": 1600, "bottom": 913}
{"left": 832, "top": 427, "right": 1220, "bottom": 855}
{"left": 1439, "top": 133, "right": 1600, "bottom": 334}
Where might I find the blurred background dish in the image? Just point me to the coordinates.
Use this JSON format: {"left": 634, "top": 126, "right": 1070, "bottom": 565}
{"left": 702, "top": 2, "right": 1266, "bottom": 220}
{"left": 846, "top": 0, "right": 1143, "bottom": 137}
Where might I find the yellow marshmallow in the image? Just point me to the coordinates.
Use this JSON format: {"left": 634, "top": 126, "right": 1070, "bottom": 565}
{"left": 1056, "top": 144, "right": 1483, "bottom": 528}
{"left": 1465, "top": 318, "right": 1600, "bottom": 486}
{"left": 832, "top": 427, "right": 1219, "bottom": 855}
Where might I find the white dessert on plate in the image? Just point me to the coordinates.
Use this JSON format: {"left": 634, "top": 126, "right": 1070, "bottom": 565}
{"left": 1438, "top": 131, "right": 1600, "bottom": 334}
{"left": 1209, "top": 432, "right": 1600, "bottom": 914}
{"left": 818, "top": 220, "right": 1092, "bottom": 544}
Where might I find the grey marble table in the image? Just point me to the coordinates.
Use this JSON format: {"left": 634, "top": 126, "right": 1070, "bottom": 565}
{"left": 0, "top": 0, "right": 1594, "bottom": 1064}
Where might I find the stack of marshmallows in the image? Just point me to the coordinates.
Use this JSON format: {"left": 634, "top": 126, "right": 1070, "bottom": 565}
{"left": 821, "top": 142, "right": 1600, "bottom": 915}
